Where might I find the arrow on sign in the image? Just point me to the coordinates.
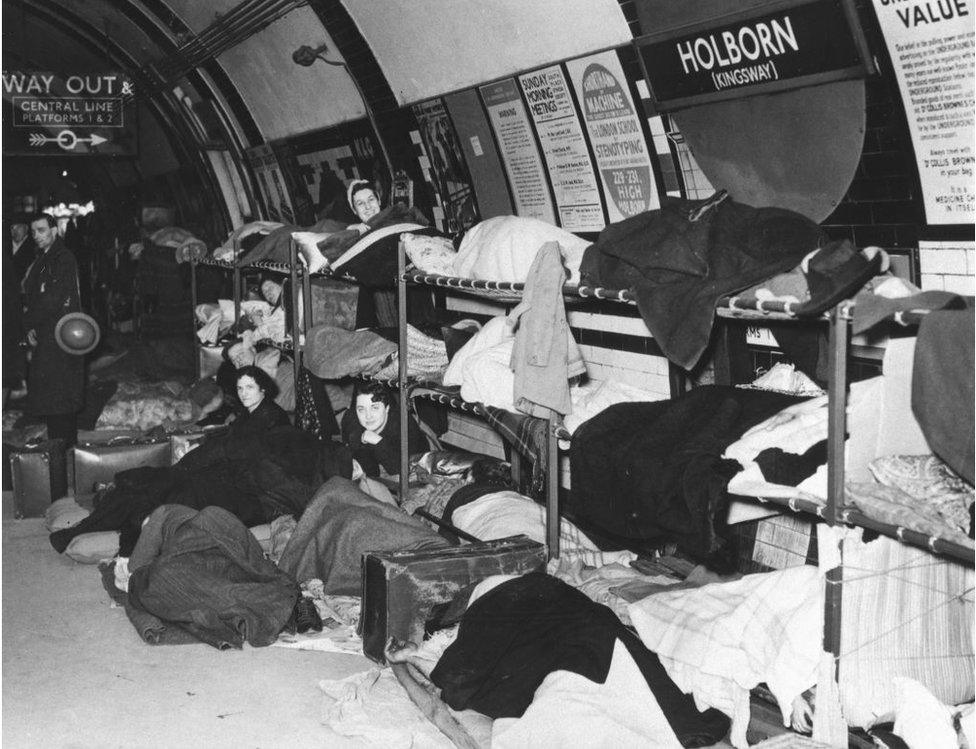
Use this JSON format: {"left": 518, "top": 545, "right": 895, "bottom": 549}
{"left": 28, "top": 130, "right": 109, "bottom": 151}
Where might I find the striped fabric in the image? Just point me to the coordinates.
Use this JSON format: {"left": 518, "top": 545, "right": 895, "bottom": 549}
{"left": 825, "top": 527, "right": 975, "bottom": 727}
{"left": 627, "top": 565, "right": 823, "bottom": 749}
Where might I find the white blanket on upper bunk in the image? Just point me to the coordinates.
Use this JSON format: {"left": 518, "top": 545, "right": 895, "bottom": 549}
{"left": 444, "top": 316, "right": 518, "bottom": 411}
{"left": 628, "top": 564, "right": 823, "bottom": 749}
{"left": 453, "top": 215, "right": 591, "bottom": 284}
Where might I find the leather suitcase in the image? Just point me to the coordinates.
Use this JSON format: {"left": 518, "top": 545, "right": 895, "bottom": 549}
{"left": 72, "top": 440, "right": 172, "bottom": 495}
{"left": 361, "top": 535, "right": 546, "bottom": 663}
{"left": 9, "top": 439, "right": 68, "bottom": 519}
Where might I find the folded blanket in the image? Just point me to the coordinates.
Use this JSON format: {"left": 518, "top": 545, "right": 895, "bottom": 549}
{"left": 303, "top": 325, "right": 397, "bottom": 380}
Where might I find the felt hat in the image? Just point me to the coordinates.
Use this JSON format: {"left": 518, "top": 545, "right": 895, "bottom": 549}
{"left": 793, "top": 241, "right": 887, "bottom": 317}
{"left": 54, "top": 312, "right": 101, "bottom": 355}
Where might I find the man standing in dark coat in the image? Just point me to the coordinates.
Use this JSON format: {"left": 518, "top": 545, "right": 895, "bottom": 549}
{"left": 23, "top": 212, "right": 85, "bottom": 445}
{"left": 8, "top": 213, "right": 37, "bottom": 282}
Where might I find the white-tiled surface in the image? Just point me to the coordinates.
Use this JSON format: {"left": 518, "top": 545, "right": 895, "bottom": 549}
{"left": 918, "top": 240, "right": 976, "bottom": 294}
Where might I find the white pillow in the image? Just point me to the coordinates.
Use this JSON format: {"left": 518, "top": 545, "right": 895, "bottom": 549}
{"left": 453, "top": 216, "right": 591, "bottom": 283}
{"left": 45, "top": 497, "right": 90, "bottom": 531}
{"left": 459, "top": 341, "right": 517, "bottom": 412}
{"left": 563, "top": 379, "right": 667, "bottom": 436}
{"left": 443, "top": 315, "right": 514, "bottom": 387}
{"left": 403, "top": 232, "right": 457, "bottom": 275}
{"left": 64, "top": 532, "right": 120, "bottom": 564}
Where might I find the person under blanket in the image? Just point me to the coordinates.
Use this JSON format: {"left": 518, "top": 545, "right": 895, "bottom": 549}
{"left": 50, "top": 368, "right": 351, "bottom": 557}
{"left": 341, "top": 381, "right": 426, "bottom": 478}
{"left": 122, "top": 504, "right": 323, "bottom": 649}
{"left": 347, "top": 179, "right": 382, "bottom": 233}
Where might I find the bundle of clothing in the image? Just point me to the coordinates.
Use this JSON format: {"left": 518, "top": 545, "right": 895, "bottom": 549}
{"left": 50, "top": 405, "right": 352, "bottom": 557}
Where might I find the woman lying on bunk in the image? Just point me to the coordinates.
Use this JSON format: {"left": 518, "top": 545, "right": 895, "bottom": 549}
{"left": 50, "top": 368, "right": 352, "bottom": 558}
{"left": 341, "top": 381, "right": 426, "bottom": 479}
{"left": 294, "top": 179, "right": 430, "bottom": 275}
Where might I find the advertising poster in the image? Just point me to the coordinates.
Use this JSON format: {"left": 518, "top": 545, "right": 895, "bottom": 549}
{"left": 566, "top": 51, "right": 660, "bottom": 223}
{"left": 479, "top": 79, "right": 557, "bottom": 223}
{"left": 872, "top": 0, "right": 974, "bottom": 224}
{"left": 518, "top": 65, "right": 605, "bottom": 231}
{"left": 246, "top": 144, "right": 295, "bottom": 224}
{"left": 293, "top": 144, "right": 358, "bottom": 218}
{"left": 412, "top": 98, "right": 480, "bottom": 233}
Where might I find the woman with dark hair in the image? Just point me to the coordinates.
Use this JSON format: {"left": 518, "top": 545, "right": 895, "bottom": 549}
{"left": 50, "top": 369, "right": 350, "bottom": 558}
{"left": 340, "top": 381, "right": 426, "bottom": 478}
{"left": 233, "top": 364, "right": 288, "bottom": 432}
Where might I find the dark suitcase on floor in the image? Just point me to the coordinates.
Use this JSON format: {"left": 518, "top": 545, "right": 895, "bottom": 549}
{"left": 72, "top": 440, "right": 172, "bottom": 495}
{"left": 9, "top": 439, "right": 68, "bottom": 519}
{"left": 361, "top": 535, "right": 546, "bottom": 663}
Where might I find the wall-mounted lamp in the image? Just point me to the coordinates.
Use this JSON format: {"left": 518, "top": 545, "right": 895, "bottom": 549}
{"left": 292, "top": 42, "right": 394, "bottom": 191}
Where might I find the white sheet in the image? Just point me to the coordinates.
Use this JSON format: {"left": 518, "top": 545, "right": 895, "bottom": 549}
{"left": 492, "top": 639, "right": 682, "bottom": 748}
{"left": 627, "top": 565, "right": 823, "bottom": 749}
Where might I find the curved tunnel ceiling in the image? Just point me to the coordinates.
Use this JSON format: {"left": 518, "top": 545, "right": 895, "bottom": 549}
{"left": 343, "top": 0, "right": 633, "bottom": 105}
{"left": 214, "top": 7, "right": 366, "bottom": 141}
{"left": 9, "top": 0, "right": 637, "bottom": 146}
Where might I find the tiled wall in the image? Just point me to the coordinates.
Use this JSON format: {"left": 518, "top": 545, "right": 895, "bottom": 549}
{"left": 438, "top": 293, "right": 672, "bottom": 461}
{"left": 919, "top": 240, "right": 976, "bottom": 295}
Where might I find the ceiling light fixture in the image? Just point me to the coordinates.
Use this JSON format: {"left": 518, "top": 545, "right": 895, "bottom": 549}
{"left": 292, "top": 42, "right": 394, "bottom": 189}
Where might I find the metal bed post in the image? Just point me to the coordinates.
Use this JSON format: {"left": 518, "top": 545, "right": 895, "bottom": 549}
{"left": 823, "top": 304, "right": 850, "bottom": 669}
{"left": 398, "top": 239, "right": 410, "bottom": 501}
{"left": 190, "top": 259, "right": 199, "bottom": 378}
{"left": 290, "top": 239, "right": 304, "bottom": 396}
{"left": 232, "top": 264, "right": 241, "bottom": 330}
{"left": 546, "top": 410, "right": 560, "bottom": 559}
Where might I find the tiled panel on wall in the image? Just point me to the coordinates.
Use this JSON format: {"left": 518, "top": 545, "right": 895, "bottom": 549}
{"left": 445, "top": 294, "right": 670, "bottom": 395}
{"left": 919, "top": 240, "right": 976, "bottom": 295}
{"left": 439, "top": 291, "right": 671, "bottom": 458}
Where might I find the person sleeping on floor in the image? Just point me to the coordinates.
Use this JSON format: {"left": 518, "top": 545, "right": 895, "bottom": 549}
{"left": 50, "top": 365, "right": 352, "bottom": 557}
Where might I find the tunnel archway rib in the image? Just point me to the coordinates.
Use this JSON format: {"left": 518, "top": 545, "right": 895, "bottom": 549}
{"left": 15, "top": 0, "right": 235, "bottom": 231}
{"left": 107, "top": 0, "right": 265, "bottom": 149}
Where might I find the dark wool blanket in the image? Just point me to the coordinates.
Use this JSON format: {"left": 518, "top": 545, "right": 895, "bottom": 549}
{"left": 125, "top": 505, "right": 299, "bottom": 649}
{"left": 567, "top": 386, "right": 805, "bottom": 570}
{"left": 277, "top": 476, "right": 447, "bottom": 595}
{"left": 581, "top": 195, "right": 825, "bottom": 369}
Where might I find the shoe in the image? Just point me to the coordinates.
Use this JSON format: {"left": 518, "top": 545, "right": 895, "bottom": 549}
{"left": 293, "top": 595, "right": 323, "bottom": 634}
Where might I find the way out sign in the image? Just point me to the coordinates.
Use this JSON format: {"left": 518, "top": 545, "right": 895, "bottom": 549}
{"left": 2, "top": 71, "right": 138, "bottom": 156}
